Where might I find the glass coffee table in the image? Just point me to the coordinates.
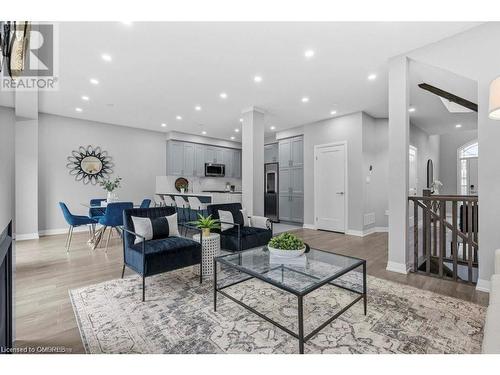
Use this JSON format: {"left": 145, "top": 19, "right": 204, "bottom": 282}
{"left": 213, "top": 246, "right": 366, "bottom": 354}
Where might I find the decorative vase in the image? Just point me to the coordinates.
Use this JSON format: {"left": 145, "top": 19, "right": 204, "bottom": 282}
{"left": 180, "top": 188, "right": 186, "bottom": 194}
{"left": 107, "top": 191, "right": 118, "bottom": 203}
{"left": 202, "top": 228, "right": 211, "bottom": 237}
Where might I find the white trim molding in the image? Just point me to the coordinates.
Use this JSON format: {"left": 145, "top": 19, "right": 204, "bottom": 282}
{"left": 302, "top": 223, "right": 317, "bottom": 230}
{"left": 38, "top": 226, "right": 89, "bottom": 237}
{"left": 14, "top": 232, "right": 39, "bottom": 241}
{"left": 476, "top": 279, "right": 491, "bottom": 293}
{"left": 386, "top": 261, "right": 409, "bottom": 274}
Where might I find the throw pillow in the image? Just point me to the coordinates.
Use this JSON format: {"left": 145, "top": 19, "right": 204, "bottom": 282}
{"left": 131, "top": 213, "right": 179, "bottom": 244}
{"left": 240, "top": 208, "right": 250, "bottom": 226}
{"left": 218, "top": 210, "right": 234, "bottom": 231}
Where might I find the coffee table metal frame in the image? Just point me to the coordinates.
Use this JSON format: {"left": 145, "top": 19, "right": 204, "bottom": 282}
{"left": 213, "top": 248, "right": 366, "bottom": 354}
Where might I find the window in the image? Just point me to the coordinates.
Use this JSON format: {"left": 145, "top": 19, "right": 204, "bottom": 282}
{"left": 457, "top": 141, "right": 478, "bottom": 195}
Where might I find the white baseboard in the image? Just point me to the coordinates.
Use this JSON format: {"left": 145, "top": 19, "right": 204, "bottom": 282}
{"left": 14, "top": 233, "right": 40, "bottom": 241}
{"left": 476, "top": 278, "right": 491, "bottom": 293}
{"left": 302, "top": 223, "right": 317, "bottom": 230}
{"left": 346, "top": 229, "right": 364, "bottom": 237}
{"left": 386, "top": 261, "right": 409, "bottom": 274}
{"left": 39, "top": 226, "right": 89, "bottom": 237}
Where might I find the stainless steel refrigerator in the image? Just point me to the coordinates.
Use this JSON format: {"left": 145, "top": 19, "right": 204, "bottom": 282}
{"left": 264, "top": 162, "right": 279, "bottom": 222}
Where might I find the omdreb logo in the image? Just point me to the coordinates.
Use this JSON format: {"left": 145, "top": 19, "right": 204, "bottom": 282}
{"left": 0, "top": 22, "right": 59, "bottom": 90}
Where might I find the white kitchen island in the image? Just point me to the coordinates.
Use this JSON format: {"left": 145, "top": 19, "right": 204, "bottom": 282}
{"left": 156, "top": 191, "right": 242, "bottom": 205}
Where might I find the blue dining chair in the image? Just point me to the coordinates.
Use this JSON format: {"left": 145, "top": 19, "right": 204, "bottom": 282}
{"left": 89, "top": 198, "right": 106, "bottom": 218}
{"left": 140, "top": 199, "right": 151, "bottom": 208}
{"left": 98, "top": 202, "right": 133, "bottom": 251}
{"left": 59, "top": 202, "right": 98, "bottom": 252}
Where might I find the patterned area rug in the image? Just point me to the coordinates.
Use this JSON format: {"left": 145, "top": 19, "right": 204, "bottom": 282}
{"left": 69, "top": 268, "right": 485, "bottom": 354}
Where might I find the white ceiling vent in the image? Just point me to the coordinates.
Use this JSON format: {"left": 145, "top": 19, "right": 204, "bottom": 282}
{"left": 439, "top": 97, "right": 474, "bottom": 113}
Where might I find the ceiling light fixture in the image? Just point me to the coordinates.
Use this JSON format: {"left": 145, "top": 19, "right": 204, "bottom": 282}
{"left": 304, "top": 50, "right": 315, "bottom": 59}
{"left": 235, "top": 128, "right": 240, "bottom": 133}
{"left": 90, "top": 78, "right": 99, "bottom": 85}
{"left": 489, "top": 77, "right": 500, "bottom": 120}
{"left": 201, "top": 131, "right": 207, "bottom": 135}
{"left": 220, "top": 92, "right": 228, "bottom": 99}
{"left": 239, "top": 118, "right": 243, "bottom": 123}
{"left": 230, "top": 136, "right": 235, "bottom": 140}
{"left": 121, "top": 21, "right": 133, "bottom": 26}
{"left": 301, "top": 97, "right": 309, "bottom": 103}
{"left": 75, "top": 107, "right": 83, "bottom": 112}
{"left": 408, "top": 107, "right": 416, "bottom": 113}
{"left": 270, "top": 126, "right": 276, "bottom": 130}
{"left": 195, "top": 106, "right": 201, "bottom": 111}
{"left": 161, "top": 123, "right": 167, "bottom": 127}
{"left": 254, "top": 75, "right": 262, "bottom": 83}
{"left": 101, "top": 54, "right": 112, "bottom": 62}
{"left": 367, "top": 74, "right": 377, "bottom": 81}
{"left": 455, "top": 124, "right": 462, "bottom": 128}
{"left": 176, "top": 115, "right": 182, "bottom": 120}
{"left": 81, "top": 95, "right": 89, "bottom": 101}
{"left": 330, "top": 110, "right": 337, "bottom": 116}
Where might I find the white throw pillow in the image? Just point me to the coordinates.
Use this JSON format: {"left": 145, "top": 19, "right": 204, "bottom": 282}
{"left": 240, "top": 209, "right": 250, "bottom": 227}
{"left": 218, "top": 210, "right": 234, "bottom": 231}
{"left": 131, "top": 213, "right": 179, "bottom": 244}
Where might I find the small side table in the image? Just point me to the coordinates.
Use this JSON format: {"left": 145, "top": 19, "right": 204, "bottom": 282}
{"left": 193, "top": 232, "right": 221, "bottom": 278}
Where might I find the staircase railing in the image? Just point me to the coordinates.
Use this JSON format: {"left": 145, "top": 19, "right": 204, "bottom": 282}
{"left": 407, "top": 193, "right": 478, "bottom": 283}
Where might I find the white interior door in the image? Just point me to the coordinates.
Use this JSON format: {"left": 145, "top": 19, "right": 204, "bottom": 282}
{"left": 314, "top": 144, "right": 346, "bottom": 232}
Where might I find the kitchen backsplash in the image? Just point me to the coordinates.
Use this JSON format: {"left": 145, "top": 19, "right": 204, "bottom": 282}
{"left": 156, "top": 176, "right": 242, "bottom": 193}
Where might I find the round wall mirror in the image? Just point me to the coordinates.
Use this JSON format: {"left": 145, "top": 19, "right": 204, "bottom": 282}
{"left": 67, "top": 145, "right": 114, "bottom": 185}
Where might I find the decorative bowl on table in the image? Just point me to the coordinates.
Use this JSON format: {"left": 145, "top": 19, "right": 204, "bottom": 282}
{"left": 267, "top": 232, "right": 307, "bottom": 258}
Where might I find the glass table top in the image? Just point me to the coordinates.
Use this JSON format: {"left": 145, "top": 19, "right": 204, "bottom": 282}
{"left": 216, "top": 246, "right": 365, "bottom": 295}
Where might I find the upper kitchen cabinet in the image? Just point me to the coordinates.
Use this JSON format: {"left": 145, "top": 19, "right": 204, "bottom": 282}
{"left": 279, "top": 136, "right": 303, "bottom": 168}
{"left": 194, "top": 144, "right": 205, "bottom": 177}
{"left": 222, "top": 148, "right": 233, "bottom": 177}
{"left": 167, "top": 141, "right": 194, "bottom": 176}
{"left": 264, "top": 143, "right": 279, "bottom": 164}
{"left": 232, "top": 149, "right": 241, "bottom": 178}
{"left": 205, "top": 146, "right": 224, "bottom": 164}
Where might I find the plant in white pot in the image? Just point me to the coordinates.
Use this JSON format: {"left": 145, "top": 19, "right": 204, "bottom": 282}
{"left": 267, "top": 232, "right": 307, "bottom": 258}
{"left": 100, "top": 176, "right": 122, "bottom": 203}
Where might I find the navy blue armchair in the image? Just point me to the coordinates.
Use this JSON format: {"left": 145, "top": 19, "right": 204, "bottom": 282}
{"left": 207, "top": 203, "right": 273, "bottom": 252}
{"left": 121, "top": 206, "right": 202, "bottom": 302}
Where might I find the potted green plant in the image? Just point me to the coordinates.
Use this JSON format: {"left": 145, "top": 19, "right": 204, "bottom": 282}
{"left": 99, "top": 176, "right": 122, "bottom": 203}
{"left": 267, "top": 232, "right": 306, "bottom": 258}
{"left": 188, "top": 214, "right": 220, "bottom": 237}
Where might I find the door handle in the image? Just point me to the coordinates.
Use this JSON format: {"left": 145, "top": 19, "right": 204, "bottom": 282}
{"left": 336, "top": 192, "right": 344, "bottom": 195}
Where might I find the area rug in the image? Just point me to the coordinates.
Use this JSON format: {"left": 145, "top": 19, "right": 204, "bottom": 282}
{"left": 69, "top": 268, "right": 485, "bottom": 354}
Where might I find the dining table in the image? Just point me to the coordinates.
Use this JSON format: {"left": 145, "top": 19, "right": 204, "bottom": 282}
{"left": 81, "top": 202, "right": 141, "bottom": 250}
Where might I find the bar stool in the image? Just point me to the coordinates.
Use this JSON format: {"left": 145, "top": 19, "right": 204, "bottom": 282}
{"left": 187, "top": 196, "right": 208, "bottom": 221}
{"left": 163, "top": 195, "right": 176, "bottom": 207}
{"left": 174, "top": 195, "right": 190, "bottom": 234}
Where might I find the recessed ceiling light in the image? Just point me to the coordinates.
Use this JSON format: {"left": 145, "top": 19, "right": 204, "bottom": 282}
{"left": 220, "top": 92, "right": 228, "bottom": 99}
{"left": 161, "top": 123, "right": 167, "bottom": 127}
{"left": 75, "top": 107, "right": 83, "bottom": 112}
{"left": 304, "top": 49, "right": 315, "bottom": 58}
{"left": 270, "top": 126, "right": 276, "bottom": 130}
{"left": 121, "top": 21, "right": 133, "bottom": 26}
{"left": 176, "top": 115, "right": 182, "bottom": 120}
{"left": 301, "top": 97, "right": 309, "bottom": 103}
{"left": 230, "top": 136, "right": 235, "bottom": 140}
{"left": 90, "top": 78, "right": 99, "bottom": 85}
{"left": 195, "top": 106, "right": 201, "bottom": 111}
{"left": 408, "top": 107, "right": 416, "bottom": 113}
{"left": 81, "top": 95, "right": 89, "bottom": 101}
{"left": 101, "top": 54, "right": 112, "bottom": 62}
{"left": 239, "top": 118, "right": 243, "bottom": 122}
{"left": 254, "top": 75, "right": 262, "bottom": 83}
{"left": 201, "top": 131, "right": 207, "bottom": 135}
{"left": 330, "top": 110, "right": 337, "bottom": 116}
{"left": 455, "top": 124, "right": 462, "bottom": 128}
{"left": 367, "top": 74, "right": 377, "bottom": 81}
{"left": 235, "top": 128, "right": 240, "bottom": 133}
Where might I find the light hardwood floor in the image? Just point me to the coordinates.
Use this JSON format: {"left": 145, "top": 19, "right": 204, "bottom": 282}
{"left": 14, "top": 228, "right": 489, "bottom": 353}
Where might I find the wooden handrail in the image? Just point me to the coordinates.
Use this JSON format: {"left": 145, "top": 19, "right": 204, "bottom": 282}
{"left": 409, "top": 194, "right": 478, "bottom": 284}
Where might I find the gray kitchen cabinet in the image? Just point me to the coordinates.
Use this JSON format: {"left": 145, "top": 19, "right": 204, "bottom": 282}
{"left": 290, "top": 196, "right": 304, "bottom": 222}
{"left": 232, "top": 150, "right": 241, "bottom": 178}
{"left": 290, "top": 167, "right": 304, "bottom": 195}
{"left": 264, "top": 143, "right": 279, "bottom": 164}
{"left": 291, "top": 137, "right": 304, "bottom": 167}
{"left": 205, "top": 147, "right": 216, "bottom": 163}
{"left": 222, "top": 148, "right": 233, "bottom": 177}
{"left": 278, "top": 136, "right": 303, "bottom": 223}
{"left": 194, "top": 144, "right": 205, "bottom": 177}
{"left": 183, "top": 143, "right": 195, "bottom": 176}
{"left": 278, "top": 195, "right": 291, "bottom": 221}
{"left": 168, "top": 141, "right": 185, "bottom": 175}
{"left": 215, "top": 148, "right": 224, "bottom": 164}
{"left": 279, "top": 140, "right": 291, "bottom": 167}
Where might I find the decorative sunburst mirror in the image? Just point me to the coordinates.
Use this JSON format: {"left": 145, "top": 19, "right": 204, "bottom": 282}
{"left": 66, "top": 145, "right": 114, "bottom": 185}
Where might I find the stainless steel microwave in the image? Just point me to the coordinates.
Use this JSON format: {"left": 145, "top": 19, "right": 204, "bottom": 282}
{"left": 205, "top": 163, "right": 225, "bottom": 177}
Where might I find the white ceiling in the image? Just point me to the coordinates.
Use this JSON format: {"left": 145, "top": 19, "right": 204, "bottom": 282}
{"left": 409, "top": 60, "right": 477, "bottom": 135}
{"left": 0, "top": 22, "right": 482, "bottom": 140}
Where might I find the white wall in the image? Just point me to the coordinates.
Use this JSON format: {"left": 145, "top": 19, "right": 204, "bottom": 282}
{"left": 0, "top": 106, "right": 15, "bottom": 231}
{"left": 409, "top": 123, "right": 440, "bottom": 194}
{"left": 407, "top": 22, "right": 500, "bottom": 290}
{"left": 38, "top": 113, "right": 166, "bottom": 232}
{"left": 439, "top": 130, "right": 477, "bottom": 195}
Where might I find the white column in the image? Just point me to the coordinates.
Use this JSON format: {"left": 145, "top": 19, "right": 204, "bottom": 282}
{"left": 387, "top": 55, "right": 410, "bottom": 274}
{"left": 14, "top": 89, "right": 39, "bottom": 239}
{"left": 241, "top": 106, "right": 265, "bottom": 216}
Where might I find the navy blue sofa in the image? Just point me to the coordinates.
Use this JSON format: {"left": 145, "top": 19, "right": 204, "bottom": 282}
{"left": 207, "top": 203, "right": 273, "bottom": 252}
{"left": 121, "top": 206, "right": 202, "bottom": 301}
